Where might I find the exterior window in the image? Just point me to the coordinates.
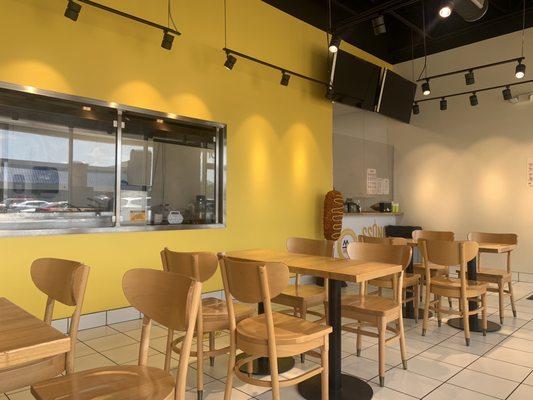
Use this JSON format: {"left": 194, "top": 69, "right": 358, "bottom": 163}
{"left": 0, "top": 86, "right": 225, "bottom": 234}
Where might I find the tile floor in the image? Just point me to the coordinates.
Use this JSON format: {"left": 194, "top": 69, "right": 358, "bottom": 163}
{"left": 3, "top": 281, "right": 533, "bottom": 399}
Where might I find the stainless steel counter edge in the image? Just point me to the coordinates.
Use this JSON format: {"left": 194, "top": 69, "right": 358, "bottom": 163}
{"left": 0, "top": 223, "right": 226, "bottom": 238}
{"left": 343, "top": 212, "right": 404, "bottom": 216}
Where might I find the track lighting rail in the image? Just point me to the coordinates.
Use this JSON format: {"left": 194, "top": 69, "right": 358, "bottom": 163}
{"left": 416, "top": 57, "right": 524, "bottom": 82}
{"left": 416, "top": 78, "right": 533, "bottom": 103}
{"left": 76, "top": 0, "right": 181, "bottom": 35}
{"left": 222, "top": 47, "right": 329, "bottom": 87}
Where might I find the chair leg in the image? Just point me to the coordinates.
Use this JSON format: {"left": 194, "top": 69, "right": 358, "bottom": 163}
{"left": 508, "top": 281, "right": 517, "bottom": 318}
{"left": 422, "top": 284, "right": 431, "bottom": 336}
{"left": 498, "top": 281, "right": 505, "bottom": 324}
{"left": 437, "top": 295, "right": 442, "bottom": 327}
{"left": 209, "top": 332, "right": 215, "bottom": 367}
{"left": 461, "top": 296, "right": 470, "bottom": 346}
{"left": 398, "top": 315, "right": 407, "bottom": 370}
{"left": 321, "top": 336, "right": 329, "bottom": 400}
{"left": 164, "top": 328, "right": 173, "bottom": 372}
{"left": 378, "top": 317, "right": 386, "bottom": 387}
{"left": 300, "top": 304, "right": 307, "bottom": 363}
{"left": 269, "top": 350, "right": 281, "bottom": 400}
{"left": 197, "top": 324, "right": 204, "bottom": 400}
{"left": 356, "top": 321, "right": 362, "bottom": 356}
{"left": 224, "top": 334, "right": 236, "bottom": 400}
{"left": 481, "top": 294, "right": 488, "bottom": 336}
{"left": 448, "top": 297, "right": 453, "bottom": 309}
{"left": 414, "top": 283, "right": 420, "bottom": 323}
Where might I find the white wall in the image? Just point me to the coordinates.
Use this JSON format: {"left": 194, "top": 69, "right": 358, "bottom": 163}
{"left": 390, "top": 28, "right": 533, "bottom": 273}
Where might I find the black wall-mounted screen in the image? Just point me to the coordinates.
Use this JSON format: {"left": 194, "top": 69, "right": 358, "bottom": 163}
{"left": 330, "top": 50, "right": 381, "bottom": 111}
{"left": 377, "top": 69, "right": 417, "bottom": 124}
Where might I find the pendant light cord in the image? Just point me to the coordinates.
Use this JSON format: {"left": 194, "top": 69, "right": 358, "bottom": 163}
{"left": 224, "top": 0, "right": 228, "bottom": 49}
{"left": 167, "top": 0, "right": 178, "bottom": 32}
{"left": 521, "top": 0, "right": 526, "bottom": 58}
{"left": 417, "top": 0, "right": 428, "bottom": 81}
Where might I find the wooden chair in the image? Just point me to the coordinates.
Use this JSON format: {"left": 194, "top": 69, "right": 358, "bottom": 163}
{"left": 0, "top": 258, "right": 89, "bottom": 393}
{"left": 220, "top": 256, "right": 332, "bottom": 400}
{"left": 359, "top": 235, "right": 421, "bottom": 322}
{"left": 468, "top": 232, "right": 518, "bottom": 324}
{"left": 343, "top": 242, "right": 412, "bottom": 387}
{"left": 161, "top": 248, "right": 255, "bottom": 400}
{"left": 419, "top": 239, "right": 488, "bottom": 345}
{"left": 271, "top": 237, "right": 334, "bottom": 362}
{"left": 31, "top": 268, "right": 202, "bottom": 400}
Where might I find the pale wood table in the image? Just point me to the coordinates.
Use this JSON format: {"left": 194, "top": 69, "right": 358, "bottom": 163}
{"left": 0, "top": 298, "right": 70, "bottom": 370}
{"left": 226, "top": 249, "right": 402, "bottom": 400}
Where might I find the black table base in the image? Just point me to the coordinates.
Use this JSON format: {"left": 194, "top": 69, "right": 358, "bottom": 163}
{"left": 298, "top": 374, "right": 373, "bottom": 400}
{"left": 237, "top": 354, "right": 295, "bottom": 375}
{"left": 403, "top": 307, "right": 432, "bottom": 320}
{"left": 448, "top": 318, "right": 501, "bottom": 333}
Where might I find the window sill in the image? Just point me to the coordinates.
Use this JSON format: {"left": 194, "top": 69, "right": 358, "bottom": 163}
{"left": 0, "top": 223, "right": 226, "bottom": 238}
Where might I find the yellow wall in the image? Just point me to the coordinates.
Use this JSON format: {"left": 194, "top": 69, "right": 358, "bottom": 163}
{"left": 0, "top": 0, "right": 387, "bottom": 318}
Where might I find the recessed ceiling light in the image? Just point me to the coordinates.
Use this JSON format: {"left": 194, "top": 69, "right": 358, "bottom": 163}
{"left": 82, "top": 106, "right": 91, "bottom": 111}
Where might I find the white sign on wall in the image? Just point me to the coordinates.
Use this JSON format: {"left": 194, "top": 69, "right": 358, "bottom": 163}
{"left": 528, "top": 158, "right": 533, "bottom": 187}
{"left": 366, "top": 168, "right": 377, "bottom": 195}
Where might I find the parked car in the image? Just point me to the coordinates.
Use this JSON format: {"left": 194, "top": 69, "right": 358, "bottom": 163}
{"left": 9, "top": 200, "right": 50, "bottom": 213}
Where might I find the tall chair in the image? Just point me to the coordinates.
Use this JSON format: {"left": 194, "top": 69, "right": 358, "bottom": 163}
{"left": 359, "top": 235, "right": 421, "bottom": 321}
{"left": 419, "top": 239, "right": 488, "bottom": 345}
{"left": 343, "top": 242, "right": 412, "bottom": 387}
{"left": 31, "top": 268, "right": 202, "bottom": 400}
{"left": 220, "top": 256, "right": 332, "bottom": 400}
{"left": 161, "top": 248, "right": 254, "bottom": 400}
{"left": 271, "top": 237, "right": 334, "bottom": 362}
{"left": 468, "top": 232, "right": 518, "bottom": 324}
{"left": 0, "top": 258, "right": 89, "bottom": 393}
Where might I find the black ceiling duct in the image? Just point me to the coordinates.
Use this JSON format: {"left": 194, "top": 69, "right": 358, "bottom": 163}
{"left": 454, "top": 0, "right": 489, "bottom": 22}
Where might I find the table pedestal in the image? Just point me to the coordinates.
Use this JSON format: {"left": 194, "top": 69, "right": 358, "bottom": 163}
{"left": 448, "top": 257, "right": 501, "bottom": 333}
{"left": 298, "top": 280, "right": 373, "bottom": 400}
{"left": 403, "top": 257, "right": 432, "bottom": 320}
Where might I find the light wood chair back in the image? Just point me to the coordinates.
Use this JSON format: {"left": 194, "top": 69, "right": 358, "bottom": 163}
{"left": 160, "top": 248, "right": 219, "bottom": 282}
{"left": 467, "top": 232, "right": 518, "bottom": 245}
{"left": 122, "top": 268, "right": 202, "bottom": 397}
{"left": 286, "top": 237, "right": 333, "bottom": 290}
{"left": 412, "top": 230, "right": 454, "bottom": 242}
{"left": 346, "top": 242, "right": 412, "bottom": 301}
{"left": 359, "top": 235, "right": 408, "bottom": 245}
{"left": 30, "top": 258, "right": 90, "bottom": 373}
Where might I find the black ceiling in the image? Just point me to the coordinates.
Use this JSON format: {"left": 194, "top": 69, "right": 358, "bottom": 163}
{"left": 262, "top": 0, "right": 533, "bottom": 64}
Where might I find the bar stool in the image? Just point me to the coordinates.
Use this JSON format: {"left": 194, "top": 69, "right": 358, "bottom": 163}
{"left": 32, "top": 268, "right": 202, "bottom": 400}
{"left": 419, "top": 239, "right": 488, "bottom": 345}
{"left": 468, "top": 232, "right": 518, "bottom": 324}
{"left": 359, "top": 235, "right": 421, "bottom": 321}
{"left": 0, "top": 258, "right": 90, "bottom": 393}
{"left": 161, "top": 248, "right": 255, "bottom": 400}
{"left": 271, "top": 237, "right": 334, "bottom": 362}
{"left": 220, "top": 256, "right": 332, "bottom": 400}
{"left": 343, "top": 242, "right": 412, "bottom": 387}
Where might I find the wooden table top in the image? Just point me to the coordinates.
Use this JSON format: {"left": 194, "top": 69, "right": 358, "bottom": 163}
{"left": 225, "top": 249, "right": 402, "bottom": 283}
{"left": 0, "top": 298, "right": 70, "bottom": 369}
{"left": 478, "top": 243, "right": 517, "bottom": 253}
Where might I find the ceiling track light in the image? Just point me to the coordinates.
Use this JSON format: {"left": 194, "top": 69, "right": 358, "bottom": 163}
{"left": 465, "top": 69, "right": 475, "bottom": 85}
{"left": 371, "top": 15, "right": 387, "bottom": 35}
{"left": 516, "top": 61, "right": 526, "bottom": 79}
{"left": 412, "top": 103, "right": 420, "bottom": 115}
{"left": 329, "top": 35, "right": 341, "bottom": 53}
{"left": 64, "top": 0, "right": 81, "bottom": 21}
{"left": 438, "top": 1, "right": 453, "bottom": 19}
{"left": 422, "top": 80, "right": 431, "bottom": 96}
{"left": 469, "top": 92, "right": 479, "bottom": 106}
{"left": 161, "top": 30, "right": 174, "bottom": 50}
{"left": 280, "top": 71, "right": 291, "bottom": 86}
{"left": 502, "top": 86, "right": 513, "bottom": 101}
{"left": 224, "top": 53, "right": 237, "bottom": 70}
{"left": 440, "top": 97, "right": 448, "bottom": 110}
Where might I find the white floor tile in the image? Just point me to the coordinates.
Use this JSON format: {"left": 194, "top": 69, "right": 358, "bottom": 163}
{"left": 359, "top": 345, "right": 405, "bottom": 367}
{"left": 77, "top": 325, "right": 118, "bottom": 341}
{"left": 371, "top": 368, "right": 441, "bottom": 398}
{"left": 342, "top": 355, "right": 384, "bottom": 380}
{"left": 485, "top": 346, "right": 533, "bottom": 368}
{"left": 83, "top": 333, "right": 137, "bottom": 352}
{"left": 425, "top": 383, "right": 500, "bottom": 400}
{"left": 508, "top": 384, "right": 533, "bottom": 400}
{"left": 184, "top": 380, "right": 252, "bottom": 399}
{"left": 74, "top": 353, "right": 116, "bottom": 372}
{"left": 468, "top": 357, "right": 531, "bottom": 383}
{"left": 404, "top": 355, "right": 462, "bottom": 381}
{"left": 418, "top": 345, "right": 480, "bottom": 367}
{"left": 367, "top": 382, "right": 418, "bottom": 400}
{"left": 440, "top": 335, "right": 495, "bottom": 355}
{"left": 500, "top": 336, "right": 533, "bottom": 353}
{"left": 523, "top": 372, "right": 533, "bottom": 386}
{"left": 449, "top": 368, "right": 519, "bottom": 399}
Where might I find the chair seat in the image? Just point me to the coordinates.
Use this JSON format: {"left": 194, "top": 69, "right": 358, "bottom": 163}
{"left": 202, "top": 297, "right": 255, "bottom": 331}
{"left": 340, "top": 294, "right": 401, "bottom": 316}
{"left": 476, "top": 268, "right": 512, "bottom": 282}
{"left": 31, "top": 365, "right": 174, "bottom": 400}
{"left": 272, "top": 284, "right": 326, "bottom": 307}
{"left": 413, "top": 262, "right": 449, "bottom": 272}
{"left": 236, "top": 312, "right": 331, "bottom": 346}
{"left": 369, "top": 273, "right": 420, "bottom": 289}
{"left": 431, "top": 277, "right": 487, "bottom": 298}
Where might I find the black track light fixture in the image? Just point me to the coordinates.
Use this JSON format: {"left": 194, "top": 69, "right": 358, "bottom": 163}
{"left": 412, "top": 102, "right": 420, "bottom": 115}
{"left": 280, "top": 71, "right": 290, "bottom": 86}
{"left": 465, "top": 69, "right": 475, "bottom": 85}
{"left": 224, "top": 53, "right": 237, "bottom": 70}
{"left": 422, "top": 80, "right": 431, "bottom": 96}
{"left": 329, "top": 36, "right": 341, "bottom": 53}
{"left": 469, "top": 92, "right": 479, "bottom": 106}
{"left": 64, "top": 0, "right": 81, "bottom": 21}
{"left": 440, "top": 97, "right": 448, "bottom": 110}
{"left": 161, "top": 31, "right": 174, "bottom": 50}
{"left": 502, "top": 86, "right": 513, "bottom": 101}
{"left": 516, "top": 61, "right": 526, "bottom": 79}
{"left": 438, "top": 1, "right": 453, "bottom": 18}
